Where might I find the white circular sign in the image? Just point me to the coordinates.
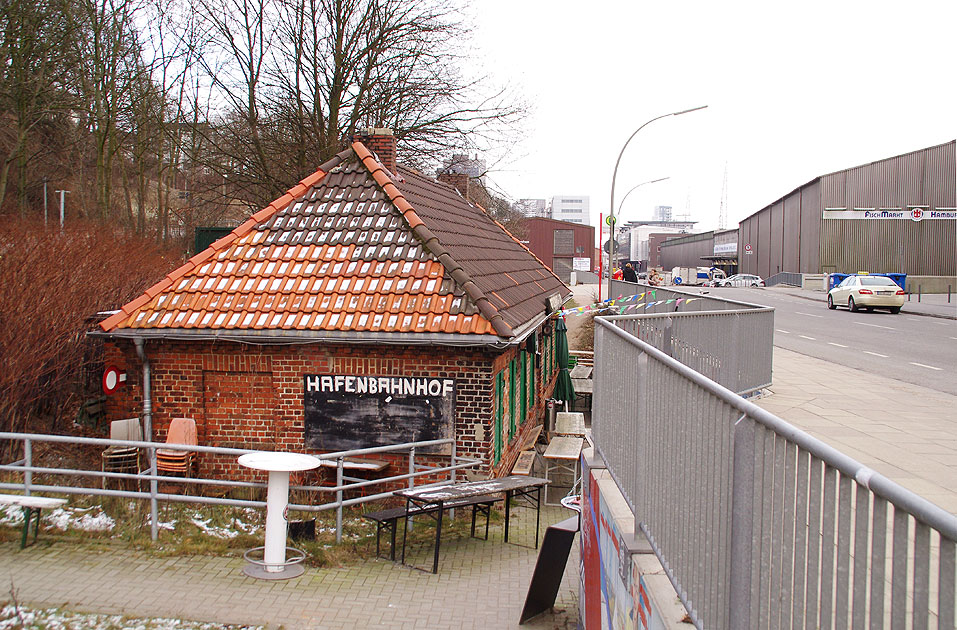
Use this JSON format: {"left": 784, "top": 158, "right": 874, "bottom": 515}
{"left": 102, "top": 365, "right": 125, "bottom": 395}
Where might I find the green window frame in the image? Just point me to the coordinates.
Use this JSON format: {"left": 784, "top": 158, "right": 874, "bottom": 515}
{"left": 520, "top": 350, "right": 528, "bottom": 428}
{"left": 529, "top": 348, "right": 536, "bottom": 411}
{"left": 494, "top": 371, "right": 503, "bottom": 464}
{"left": 509, "top": 359, "right": 517, "bottom": 439}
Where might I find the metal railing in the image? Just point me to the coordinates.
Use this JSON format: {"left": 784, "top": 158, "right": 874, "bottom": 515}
{"left": 766, "top": 271, "right": 803, "bottom": 287}
{"left": 592, "top": 318, "right": 957, "bottom": 629}
{"left": 0, "top": 432, "right": 480, "bottom": 543}
{"left": 606, "top": 280, "right": 774, "bottom": 396}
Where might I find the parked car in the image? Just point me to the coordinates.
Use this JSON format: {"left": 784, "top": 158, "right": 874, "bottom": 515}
{"left": 716, "top": 274, "right": 765, "bottom": 287}
{"left": 827, "top": 275, "right": 905, "bottom": 313}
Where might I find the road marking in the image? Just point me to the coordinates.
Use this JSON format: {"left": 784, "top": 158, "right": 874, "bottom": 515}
{"left": 828, "top": 342, "right": 848, "bottom": 348}
{"left": 855, "top": 322, "right": 897, "bottom": 331}
{"left": 799, "top": 335, "right": 816, "bottom": 340}
{"left": 776, "top": 329, "right": 790, "bottom": 334}
{"left": 796, "top": 311, "right": 824, "bottom": 318}
{"left": 910, "top": 362, "right": 943, "bottom": 371}
{"left": 864, "top": 351, "right": 889, "bottom": 358}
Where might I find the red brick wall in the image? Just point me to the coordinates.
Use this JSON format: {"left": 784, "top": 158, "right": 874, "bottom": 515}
{"left": 103, "top": 336, "right": 557, "bottom": 477}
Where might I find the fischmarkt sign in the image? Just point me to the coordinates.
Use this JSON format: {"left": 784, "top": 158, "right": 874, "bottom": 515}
{"left": 824, "top": 207, "right": 957, "bottom": 220}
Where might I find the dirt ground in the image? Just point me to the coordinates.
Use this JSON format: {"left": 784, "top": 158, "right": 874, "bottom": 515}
{"left": 565, "top": 281, "right": 601, "bottom": 351}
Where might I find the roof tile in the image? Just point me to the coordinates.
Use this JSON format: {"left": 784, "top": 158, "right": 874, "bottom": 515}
{"left": 103, "top": 143, "right": 567, "bottom": 341}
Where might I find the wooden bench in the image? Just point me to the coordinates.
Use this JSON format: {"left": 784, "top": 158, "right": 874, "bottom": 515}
{"left": 362, "top": 494, "right": 500, "bottom": 561}
{"left": 0, "top": 494, "right": 67, "bottom": 548}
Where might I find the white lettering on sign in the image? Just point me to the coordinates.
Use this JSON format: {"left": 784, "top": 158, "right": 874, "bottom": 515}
{"left": 307, "top": 375, "right": 455, "bottom": 397}
{"left": 824, "top": 207, "right": 957, "bottom": 220}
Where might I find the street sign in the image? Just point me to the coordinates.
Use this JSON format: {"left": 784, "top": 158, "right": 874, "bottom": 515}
{"left": 744, "top": 243, "right": 753, "bottom": 255}
{"left": 606, "top": 215, "right": 616, "bottom": 226}
{"left": 103, "top": 365, "right": 127, "bottom": 394}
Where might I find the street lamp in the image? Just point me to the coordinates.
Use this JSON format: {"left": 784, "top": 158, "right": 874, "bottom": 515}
{"left": 616, "top": 176, "right": 670, "bottom": 217}
{"left": 608, "top": 105, "right": 707, "bottom": 294}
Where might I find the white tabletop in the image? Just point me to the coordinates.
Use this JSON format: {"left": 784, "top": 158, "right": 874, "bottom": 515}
{"left": 238, "top": 452, "right": 321, "bottom": 472}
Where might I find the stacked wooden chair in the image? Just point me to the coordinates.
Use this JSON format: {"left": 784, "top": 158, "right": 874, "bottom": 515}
{"left": 101, "top": 418, "right": 142, "bottom": 488}
{"left": 156, "top": 417, "right": 198, "bottom": 477}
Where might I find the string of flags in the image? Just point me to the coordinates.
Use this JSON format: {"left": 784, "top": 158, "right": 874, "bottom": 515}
{"left": 557, "top": 290, "right": 703, "bottom": 318}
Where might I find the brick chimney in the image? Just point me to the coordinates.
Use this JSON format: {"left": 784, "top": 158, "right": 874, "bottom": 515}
{"left": 437, "top": 170, "right": 470, "bottom": 200}
{"left": 352, "top": 127, "right": 396, "bottom": 173}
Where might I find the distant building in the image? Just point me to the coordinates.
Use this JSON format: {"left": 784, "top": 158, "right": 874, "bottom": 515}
{"left": 436, "top": 153, "right": 487, "bottom": 182}
{"left": 737, "top": 140, "right": 955, "bottom": 280}
{"left": 514, "top": 198, "right": 547, "bottom": 218}
{"left": 659, "top": 228, "right": 740, "bottom": 277}
{"left": 619, "top": 219, "right": 696, "bottom": 268}
{"left": 525, "top": 217, "right": 595, "bottom": 282}
{"left": 550, "top": 195, "right": 591, "bottom": 225}
{"left": 652, "top": 205, "right": 673, "bottom": 222}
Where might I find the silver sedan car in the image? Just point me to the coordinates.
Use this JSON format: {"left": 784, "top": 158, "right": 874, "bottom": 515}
{"left": 827, "top": 275, "right": 905, "bottom": 313}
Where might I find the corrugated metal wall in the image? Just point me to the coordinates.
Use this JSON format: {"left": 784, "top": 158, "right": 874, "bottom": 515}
{"left": 738, "top": 140, "right": 955, "bottom": 277}
{"left": 659, "top": 232, "right": 715, "bottom": 269}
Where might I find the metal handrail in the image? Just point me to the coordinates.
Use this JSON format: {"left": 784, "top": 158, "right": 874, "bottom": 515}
{"left": 592, "top": 317, "right": 957, "bottom": 628}
{"left": 0, "top": 432, "right": 481, "bottom": 544}
{"left": 596, "top": 320, "right": 957, "bottom": 537}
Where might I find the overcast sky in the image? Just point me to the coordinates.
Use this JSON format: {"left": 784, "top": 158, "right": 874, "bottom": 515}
{"left": 467, "top": 0, "right": 956, "bottom": 239}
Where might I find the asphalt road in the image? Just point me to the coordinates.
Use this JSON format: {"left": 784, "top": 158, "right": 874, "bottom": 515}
{"left": 701, "top": 286, "right": 957, "bottom": 395}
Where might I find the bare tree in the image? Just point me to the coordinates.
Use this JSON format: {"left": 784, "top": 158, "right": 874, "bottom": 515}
{"left": 0, "top": 0, "right": 77, "bottom": 214}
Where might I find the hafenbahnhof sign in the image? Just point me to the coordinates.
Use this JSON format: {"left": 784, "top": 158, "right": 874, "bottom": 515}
{"left": 303, "top": 374, "right": 456, "bottom": 451}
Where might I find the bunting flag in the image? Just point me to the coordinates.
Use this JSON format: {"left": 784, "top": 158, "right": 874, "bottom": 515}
{"left": 555, "top": 291, "right": 701, "bottom": 317}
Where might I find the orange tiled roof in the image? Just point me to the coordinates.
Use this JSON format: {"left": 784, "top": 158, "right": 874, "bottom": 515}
{"left": 100, "top": 143, "right": 568, "bottom": 344}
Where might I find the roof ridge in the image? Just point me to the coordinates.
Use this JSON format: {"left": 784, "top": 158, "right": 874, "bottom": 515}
{"left": 100, "top": 159, "right": 340, "bottom": 332}
{"left": 352, "top": 141, "right": 514, "bottom": 337}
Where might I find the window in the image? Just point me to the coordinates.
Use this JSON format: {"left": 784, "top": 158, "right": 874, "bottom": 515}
{"left": 554, "top": 230, "right": 574, "bottom": 255}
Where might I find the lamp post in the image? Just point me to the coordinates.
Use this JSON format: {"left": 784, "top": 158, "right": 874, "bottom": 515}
{"left": 608, "top": 105, "right": 707, "bottom": 295}
{"left": 616, "top": 176, "right": 670, "bottom": 217}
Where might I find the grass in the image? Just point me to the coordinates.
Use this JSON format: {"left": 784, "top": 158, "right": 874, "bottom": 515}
{"left": 0, "top": 490, "right": 506, "bottom": 569}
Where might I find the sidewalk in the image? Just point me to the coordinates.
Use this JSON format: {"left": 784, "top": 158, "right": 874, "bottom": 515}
{"left": 1, "top": 504, "right": 579, "bottom": 629}
{"left": 756, "top": 346, "right": 957, "bottom": 515}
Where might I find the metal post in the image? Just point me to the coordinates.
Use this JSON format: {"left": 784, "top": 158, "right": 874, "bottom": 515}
{"left": 150, "top": 445, "right": 158, "bottom": 541}
{"left": 24, "top": 439, "right": 32, "bottom": 496}
{"left": 948, "top": 285, "right": 951, "bottom": 303}
{"left": 729, "top": 414, "right": 755, "bottom": 628}
{"left": 335, "top": 458, "right": 344, "bottom": 544}
{"left": 55, "top": 189, "right": 68, "bottom": 230}
{"left": 918, "top": 285, "right": 922, "bottom": 302}
{"left": 408, "top": 446, "right": 416, "bottom": 531}
{"left": 449, "top": 441, "right": 457, "bottom": 520}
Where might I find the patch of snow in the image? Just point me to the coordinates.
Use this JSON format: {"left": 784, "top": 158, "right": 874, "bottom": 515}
{"left": 45, "top": 506, "right": 115, "bottom": 532}
{"left": 191, "top": 516, "right": 239, "bottom": 539}
{"left": 0, "top": 605, "right": 264, "bottom": 629}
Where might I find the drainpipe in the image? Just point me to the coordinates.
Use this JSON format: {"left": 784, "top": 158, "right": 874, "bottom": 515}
{"left": 134, "top": 338, "right": 153, "bottom": 441}
{"left": 134, "top": 338, "right": 158, "bottom": 541}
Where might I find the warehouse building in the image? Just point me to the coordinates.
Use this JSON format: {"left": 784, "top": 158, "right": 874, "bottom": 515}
{"left": 737, "top": 140, "right": 955, "bottom": 288}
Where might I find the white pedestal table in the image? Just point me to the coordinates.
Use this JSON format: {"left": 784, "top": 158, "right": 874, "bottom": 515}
{"left": 238, "top": 452, "right": 321, "bottom": 580}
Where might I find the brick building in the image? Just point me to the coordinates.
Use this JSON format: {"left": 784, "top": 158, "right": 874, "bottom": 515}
{"left": 95, "top": 129, "right": 570, "bottom": 477}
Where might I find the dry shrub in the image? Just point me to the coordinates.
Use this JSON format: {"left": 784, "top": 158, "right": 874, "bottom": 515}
{"left": 0, "top": 218, "right": 179, "bottom": 446}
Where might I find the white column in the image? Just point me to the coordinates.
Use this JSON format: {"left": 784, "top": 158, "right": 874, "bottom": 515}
{"left": 263, "top": 470, "right": 290, "bottom": 572}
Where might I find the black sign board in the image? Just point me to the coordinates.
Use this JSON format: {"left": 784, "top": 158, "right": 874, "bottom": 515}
{"left": 303, "top": 375, "right": 456, "bottom": 452}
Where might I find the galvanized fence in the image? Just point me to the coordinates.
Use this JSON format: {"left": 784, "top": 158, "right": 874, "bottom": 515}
{"left": 765, "top": 272, "right": 804, "bottom": 287}
{"left": 0, "top": 432, "right": 480, "bottom": 543}
{"left": 606, "top": 308, "right": 773, "bottom": 396}
{"left": 606, "top": 280, "right": 774, "bottom": 396}
{"left": 592, "top": 318, "right": 957, "bottom": 629}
